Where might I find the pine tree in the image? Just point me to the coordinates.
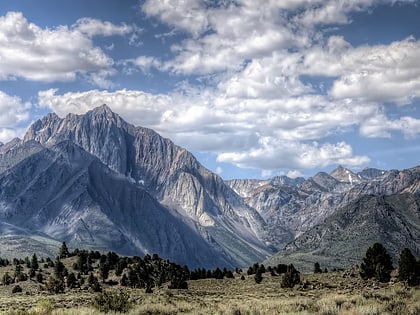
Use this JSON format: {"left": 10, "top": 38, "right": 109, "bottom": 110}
{"left": 398, "top": 248, "right": 420, "bottom": 286}
{"left": 66, "top": 272, "right": 78, "bottom": 289}
{"left": 281, "top": 264, "right": 300, "bottom": 288}
{"left": 99, "top": 262, "right": 110, "bottom": 283}
{"left": 31, "top": 254, "right": 39, "bottom": 271}
{"left": 360, "top": 243, "right": 393, "bottom": 282}
{"left": 46, "top": 276, "right": 65, "bottom": 294}
{"left": 59, "top": 241, "right": 70, "bottom": 259}
{"left": 54, "top": 257, "right": 65, "bottom": 279}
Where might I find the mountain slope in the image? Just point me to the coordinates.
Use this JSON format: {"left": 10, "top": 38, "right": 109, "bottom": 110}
{"left": 228, "top": 166, "right": 420, "bottom": 270}
{"left": 0, "top": 105, "right": 270, "bottom": 267}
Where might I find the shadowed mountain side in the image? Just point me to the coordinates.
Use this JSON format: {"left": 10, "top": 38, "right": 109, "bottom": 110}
{"left": 265, "top": 193, "right": 420, "bottom": 272}
{"left": 2, "top": 106, "right": 271, "bottom": 267}
{"left": 0, "top": 141, "right": 233, "bottom": 268}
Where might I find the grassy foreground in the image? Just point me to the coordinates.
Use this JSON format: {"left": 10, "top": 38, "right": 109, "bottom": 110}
{"left": 0, "top": 270, "right": 419, "bottom": 315}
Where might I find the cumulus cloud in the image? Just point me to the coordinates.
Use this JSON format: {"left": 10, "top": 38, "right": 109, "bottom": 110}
{"left": 38, "top": 88, "right": 373, "bottom": 171}
{"left": 12, "top": 0, "right": 419, "bottom": 175}
{"left": 217, "top": 139, "right": 369, "bottom": 170}
{"left": 142, "top": 0, "right": 209, "bottom": 38}
{"left": 0, "top": 12, "right": 134, "bottom": 85}
{"left": 360, "top": 113, "right": 420, "bottom": 139}
{"left": 38, "top": 89, "right": 173, "bottom": 127}
{"left": 0, "top": 128, "right": 26, "bottom": 144}
{"left": 0, "top": 91, "right": 31, "bottom": 127}
{"left": 73, "top": 18, "right": 135, "bottom": 37}
{"left": 300, "top": 36, "right": 420, "bottom": 105}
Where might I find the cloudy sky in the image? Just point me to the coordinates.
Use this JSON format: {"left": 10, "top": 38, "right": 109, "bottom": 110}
{"left": 1, "top": 0, "right": 420, "bottom": 179}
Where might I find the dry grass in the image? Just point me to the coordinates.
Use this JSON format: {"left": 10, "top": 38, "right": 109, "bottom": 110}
{"left": 0, "top": 271, "right": 419, "bottom": 314}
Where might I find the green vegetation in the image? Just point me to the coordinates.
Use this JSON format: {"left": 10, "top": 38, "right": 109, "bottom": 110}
{"left": 360, "top": 242, "right": 393, "bottom": 282}
{"left": 280, "top": 264, "right": 300, "bottom": 288}
{"left": 92, "top": 290, "right": 131, "bottom": 313}
{"left": 398, "top": 248, "right": 420, "bottom": 286}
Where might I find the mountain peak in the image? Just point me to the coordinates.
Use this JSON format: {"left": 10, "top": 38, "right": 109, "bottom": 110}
{"left": 91, "top": 104, "right": 113, "bottom": 114}
{"left": 330, "top": 165, "right": 362, "bottom": 184}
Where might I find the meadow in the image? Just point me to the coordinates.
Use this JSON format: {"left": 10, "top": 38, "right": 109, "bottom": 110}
{"left": 0, "top": 266, "right": 419, "bottom": 315}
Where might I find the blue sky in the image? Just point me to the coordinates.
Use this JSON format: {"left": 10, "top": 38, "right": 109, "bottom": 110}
{"left": 1, "top": 0, "right": 420, "bottom": 180}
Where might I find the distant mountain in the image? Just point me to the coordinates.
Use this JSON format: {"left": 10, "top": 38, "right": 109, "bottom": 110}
{"left": 227, "top": 165, "right": 420, "bottom": 271}
{"left": 0, "top": 105, "right": 270, "bottom": 268}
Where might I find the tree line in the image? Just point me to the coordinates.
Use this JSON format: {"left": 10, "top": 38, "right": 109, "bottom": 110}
{"left": 1, "top": 241, "right": 419, "bottom": 294}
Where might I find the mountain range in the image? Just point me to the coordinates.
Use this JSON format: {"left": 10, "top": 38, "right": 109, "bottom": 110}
{"left": 0, "top": 105, "right": 419, "bottom": 270}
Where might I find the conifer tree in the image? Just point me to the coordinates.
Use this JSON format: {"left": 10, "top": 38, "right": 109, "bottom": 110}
{"left": 54, "top": 257, "right": 65, "bottom": 279}
{"left": 59, "top": 241, "right": 70, "bottom": 259}
{"left": 398, "top": 248, "right": 420, "bottom": 286}
{"left": 280, "top": 264, "right": 300, "bottom": 288}
{"left": 31, "top": 254, "right": 39, "bottom": 271}
{"left": 99, "top": 261, "right": 110, "bottom": 283}
{"left": 360, "top": 242, "right": 393, "bottom": 282}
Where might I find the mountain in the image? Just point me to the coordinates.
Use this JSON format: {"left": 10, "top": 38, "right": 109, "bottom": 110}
{"left": 0, "top": 105, "right": 270, "bottom": 268}
{"left": 1, "top": 105, "right": 419, "bottom": 271}
{"left": 227, "top": 166, "right": 420, "bottom": 271}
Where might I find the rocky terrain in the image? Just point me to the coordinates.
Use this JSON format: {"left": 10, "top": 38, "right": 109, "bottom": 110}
{"left": 228, "top": 166, "right": 420, "bottom": 270}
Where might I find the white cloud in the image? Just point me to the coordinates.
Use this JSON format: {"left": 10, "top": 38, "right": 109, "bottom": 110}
{"left": 287, "top": 170, "right": 303, "bottom": 179}
{"left": 0, "top": 128, "right": 26, "bottom": 144}
{"left": 300, "top": 36, "right": 420, "bottom": 105}
{"left": 0, "top": 90, "right": 31, "bottom": 143}
{"left": 295, "top": 0, "right": 375, "bottom": 26}
{"left": 360, "top": 113, "right": 420, "bottom": 139}
{"left": 0, "top": 91, "right": 31, "bottom": 127}
{"left": 142, "top": 0, "right": 209, "bottom": 38}
{"left": 73, "top": 18, "right": 135, "bottom": 37}
{"left": 38, "top": 88, "right": 372, "bottom": 171}
{"left": 37, "top": 89, "right": 173, "bottom": 128}
{"left": 0, "top": 12, "right": 126, "bottom": 84}
{"left": 128, "top": 56, "right": 163, "bottom": 73}
{"left": 14, "top": 0, "right": 419, "bottom": 175}
{"left": 217, "top": 138, "right": 369, "bottom": 170}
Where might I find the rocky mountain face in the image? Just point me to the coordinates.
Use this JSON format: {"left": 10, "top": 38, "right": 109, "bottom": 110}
{"left": 227, "top": 166, "right": 420, "bottom": 271}
{"left": 0, "top": 105, "right": 270, "bottom": 268}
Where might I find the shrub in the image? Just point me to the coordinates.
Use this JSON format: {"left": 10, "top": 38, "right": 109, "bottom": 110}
{"left": 2, "top": 272, "right": 13, "bottom": 285}
{"left": 281, "top": 264, "right": 300, "bottom": 288}
{"left": 34, "top": 299, "right": 53, "bottom": 315}
{"left": 45, "top": 276, "right": 65, "bottom": 294}
{"left": 92, "top": 290, "right": 132, "bottom": 313}
{"left": 254, "top": 271, "right": 263, "bottom": 284}
{"left": 314, "top": 262, "right": 322, "bottom": 273}
{"left": 11, "top": 285, "right": 22, "bottom": 293}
